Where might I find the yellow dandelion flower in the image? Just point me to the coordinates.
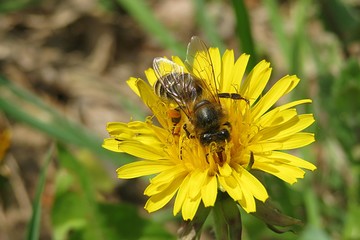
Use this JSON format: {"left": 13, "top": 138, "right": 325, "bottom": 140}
{"left": 103, "top": 37, "right": 316, "bottom": 221}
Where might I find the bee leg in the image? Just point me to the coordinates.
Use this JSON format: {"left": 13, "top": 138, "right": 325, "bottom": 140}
{"left": 218, "top": 92, "right": 249, "bottom": 104}
{"left": 205, "top": 153, "right": 210, "bottom": 164}
{"left": 180, "top": 146, "right": 183, "bottom": 160}
{"left": 179, "top": 136, "right": 184, "bottom": 160}
{"left": 168, "top": 108, "right": 181, "bottom": 135}
{"left": 183, "top": 124, "right": 195, "bottom": 139}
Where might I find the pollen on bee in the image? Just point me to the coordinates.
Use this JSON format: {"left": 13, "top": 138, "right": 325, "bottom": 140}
{"left": 167, "top": 108, "right": 181, "bottom": 123}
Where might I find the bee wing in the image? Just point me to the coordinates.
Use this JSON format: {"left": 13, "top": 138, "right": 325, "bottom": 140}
{"left": 153, "top": 57, "right": 193, "bottom": 119}
{"left": 153, "top": 57, "right": 184, "bottom": 98}
{"left": 185, "top": 36, "right": 219, "bottom": 104}
{"left": 153, "top": 57, "right": 183, "bottom": 79}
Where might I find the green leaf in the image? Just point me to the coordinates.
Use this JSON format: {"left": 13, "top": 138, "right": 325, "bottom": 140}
{"left": 54, "top": 145, "right": 175, "bottom": 239}
{"left": 56, "top": 144, "right": 106, "bottom": 240}
{"left": 52, "top": 191, "right": 88, "bottom": 240}
{"left": 251, "top": 199, "right": 303, "bottom": 233}
{"left": 98, "top": 203, "right": 175, "bottom": 240}
{"left": 53, "top": 189, "right": 175, "bottom": 240}
{"left": 343, "top": 204, "right": 360, "bottom": 240}
{"left": 26, "top": 144, "right": 54, "bottom": 240}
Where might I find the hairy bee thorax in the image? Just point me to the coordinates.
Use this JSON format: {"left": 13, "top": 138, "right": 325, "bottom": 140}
{"left": 191, "top": 99, "right": 231, "bottom": 146}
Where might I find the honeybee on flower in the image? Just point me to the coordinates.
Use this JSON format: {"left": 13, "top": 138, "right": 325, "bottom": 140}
{"left": 153, "top": 36, "right": 249, "bottom": 161}
{"left": 103, "top": 36, "right": 316, "bottom": 221}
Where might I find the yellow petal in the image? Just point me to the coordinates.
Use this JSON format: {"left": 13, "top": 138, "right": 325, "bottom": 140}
{"left": 136, "top": 78, "right": 169, "bottom": 128}
{"left": 209, "top": 47, "right": 221, "bottom": 86}
{"left": 173, "top": 174, "right": 191, "bottom": 216}
{"left": 220, "top": 49, "right": 235, "bottom": 92}
{"left": 257, "top": 114, "right": 315, "bottom": 141}
{"left": 251, "top": 75, "right": 300, "bottom": 121}
{"left": 238, "top": 188, "right": 256, "bottom": 213}
{"left": 144, "top": 166, "right": 187, "bottom": 195}
{"left": 253, "top": 161, "right": 305, "bottom": 184}
{"left": 188, "top": 170, "right": 207, "bottom": 199}
{"left": 144, "top": 68, "right": 158, "bottom": 86}
{"left": 102, "top": 138, "right": 123, "bottom": 153}
{"left": 267, "top": 151, "right": 316, "bottom": 170}
{"left": 231, "top": 53, "right": 250, "bottom": 91}
{"left": 106, "top": 122, "right": 164, "bottom": 148}
{"left": 106, "top": 122, "right": 130, "bottom": 135}
{"left": 235, "top": 169, "right": 268, "bottom": 202}
{"left": 117, "top": 160, "right": 174, "bottom": 179}
{"left": 126, "top": 77, "right": 141, "bottom": 96}
{"left": 278, "top": 99, "right": 312, "bottom": 111}
{"left": 218, "top": 162, "right": 232, "bottom": 176}
{"left": 117, "top": 140, "right": 165, "bottom": 160}
{"left": 182, "top": 192, "right": 202, "bottom": 220}
{"left": 218, "top": 175, "right": 242, "bottom": 201}
{"left": 248, "top": 142, "right": 284, "bottom": 153}
{"left": 258, "top": 99, "right": 312, "bottom": 127}
{"left": 279, "top": 133, "right": 315, "bottom": 150}
{"left": 240, "top": 60, "right": 271, "bottom": 104}
{"left": 145, "top": 175, "right": 183, "bottom": 213}
{"left": 257, "top": 109, "right": 297, "bottom": 128}
{"left": 201, "top": 173, "right": 217, "bottom": 207}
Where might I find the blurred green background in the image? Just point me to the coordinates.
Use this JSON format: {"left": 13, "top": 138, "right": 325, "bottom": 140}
{"left": 0, "top": 0, "right": 359, "bottom": 239}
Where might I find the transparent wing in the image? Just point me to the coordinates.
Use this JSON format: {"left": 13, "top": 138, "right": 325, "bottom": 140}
{"left": 185, "top": 36, "right": 219, "bottom": 104}
{"left": 153, "top": 57, "right": 183, "bottom": 79}
{"left": 153, "top": 57, "right": 193, "bottom": 119}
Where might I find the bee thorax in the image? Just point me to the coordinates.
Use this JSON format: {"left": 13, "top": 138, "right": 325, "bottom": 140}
{"left": 193, "top": 100, "right": 223, "bottom": 130}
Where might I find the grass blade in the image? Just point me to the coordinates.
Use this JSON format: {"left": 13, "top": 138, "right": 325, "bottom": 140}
{"left": 289, "top": 0, "right": 311, "bottom": 75}
{"left": 263, "top": 0, "right": 290, "bottom": 69}
{"left": 25, "top": 144, "right": 54, "bottom": 240}
{"left": 0, "top": 76, "right": 131, "bottom": 163}
{"left": 116, "top": 0, "right": 186, "bottom": 57}
{"left": 194, "top": 0, "right": 225, "bottom": 52}
{"left": 231, "top": 0, "right": 257, "bottom": 69}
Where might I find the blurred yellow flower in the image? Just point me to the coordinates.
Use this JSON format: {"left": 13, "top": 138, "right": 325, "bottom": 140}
{"left": 103, "top": 39, "right": 316, "bottom": 221}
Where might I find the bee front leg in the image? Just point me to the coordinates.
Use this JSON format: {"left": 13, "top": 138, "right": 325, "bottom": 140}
{"left": 218, "top": 92, "right": 249, "bottom": 104}
{"left": 183, "top": 124, "right": 195, "bottom": 139}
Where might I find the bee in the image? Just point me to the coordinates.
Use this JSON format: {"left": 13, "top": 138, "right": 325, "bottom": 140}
{"left": 153, "top": 36, "right": 248, "bottom": 149}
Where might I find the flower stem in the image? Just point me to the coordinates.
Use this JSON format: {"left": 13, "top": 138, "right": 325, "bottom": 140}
{"left": 213, "top": 193, "right": 242, "bottom": 240}
{"left": 178, "top": 202, "right": 211, "bottom": 240}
